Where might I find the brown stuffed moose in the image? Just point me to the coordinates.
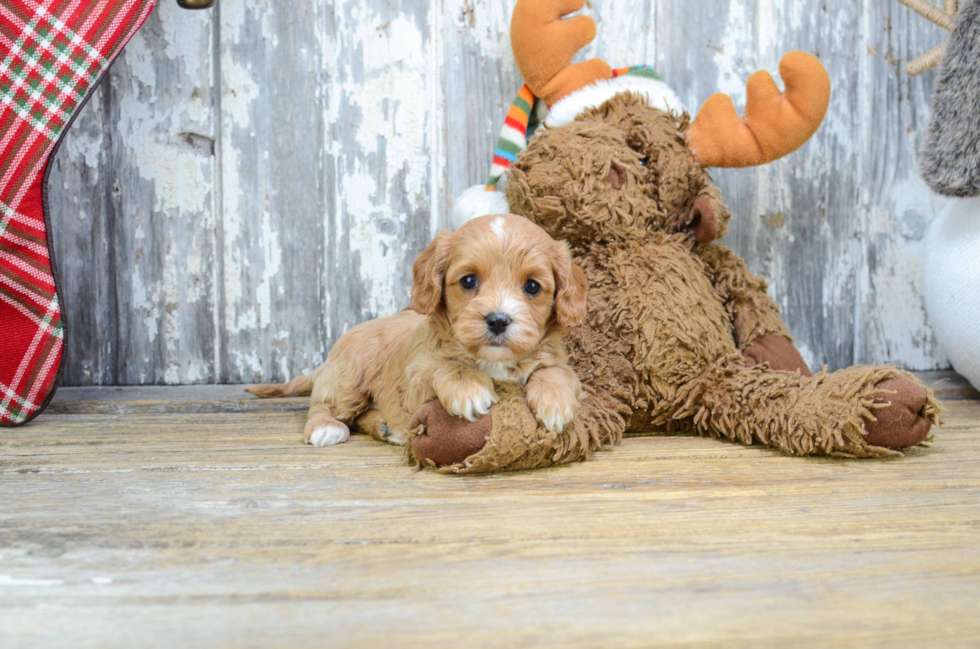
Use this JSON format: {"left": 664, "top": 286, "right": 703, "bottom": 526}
{"left": 397, "top": 0, "right": 941, "bottom": 473}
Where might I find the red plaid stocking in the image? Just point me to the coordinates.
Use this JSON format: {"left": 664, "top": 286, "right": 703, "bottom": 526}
{"left": 0, "top": 0, "right": 155, "bottom": 425}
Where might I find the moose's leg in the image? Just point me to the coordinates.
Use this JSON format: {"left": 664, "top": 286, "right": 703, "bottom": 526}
{"left": 690, "top": 365, "right": 941, "bottom": 456}
{"left": 742, "top": 335, "right": 812, "bottom": 376}
{"left": 407, "top": 382, "right": 626, "bottom": 473}
{"left": 699, "top": 243, "right": 811, "bottom": 376}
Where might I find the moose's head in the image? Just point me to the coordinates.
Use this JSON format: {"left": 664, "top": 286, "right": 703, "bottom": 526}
{"left": 493, "top": 0, "right": 831, "bottom": 247}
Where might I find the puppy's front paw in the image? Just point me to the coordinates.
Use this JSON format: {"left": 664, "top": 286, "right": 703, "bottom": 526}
{"left": 527, "top": 383, "right": 577, "bottom": 433}
{"left": 305, "top": 423, "right": 350, "bottom": 447}
{"left": 441, "top": 383, "right": 498, "bottom": 422}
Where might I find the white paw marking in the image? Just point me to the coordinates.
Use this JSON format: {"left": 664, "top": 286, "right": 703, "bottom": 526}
{"left": 448, "top": 386, "right": 498, "bottom": 421}
{"left": 306, "top": 424, "right": 350, "bottom": 447}
{"left": 491, "top": 216, "right": 507, "bottom": 243}
{"left": 534, "top": 405, "right": 575, "bottom": 433}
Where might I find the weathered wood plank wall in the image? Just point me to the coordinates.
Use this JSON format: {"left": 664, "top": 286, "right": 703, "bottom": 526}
{"left": 47, "top": 0, "right": 951, "bottom": 386}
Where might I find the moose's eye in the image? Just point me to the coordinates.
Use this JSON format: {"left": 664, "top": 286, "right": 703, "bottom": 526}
{"left": 524, "top": 279, "right": 541, "bottom": 296}
{"left": 460, "top": 274, "right": 478, "bottom": 290}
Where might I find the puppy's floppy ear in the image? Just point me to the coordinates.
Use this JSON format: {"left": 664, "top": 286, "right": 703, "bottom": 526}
{"left": 411, "top": 231, "right": 452, "bottom": 315}
{"left": 552, "top": 240, "right": 588, "bottom": 327}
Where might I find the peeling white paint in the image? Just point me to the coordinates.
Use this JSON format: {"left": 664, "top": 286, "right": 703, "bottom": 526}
{"left": 220, "top": 55, "right": 260, "bottom": 130}
{"left": 713, "top": 0, "right": 754, "bottom": 104}
{"left": 861, "top": 174, "right": 949, "bottom": 369}
{"left": 325, "top": 3, "right": 438, "bottom": 320}
{"left": 232, "top": 350, "right": 264, "bottom": 375}
{"left": 256, "top": 209, "right": 282, "bottom": 328}
{"left": 47, "top": 0, "right": 953, "bottom": 386}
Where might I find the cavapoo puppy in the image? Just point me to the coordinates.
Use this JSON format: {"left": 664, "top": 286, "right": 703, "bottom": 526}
{"left": 246, "top": 213, "right": 588, "bottom": 447}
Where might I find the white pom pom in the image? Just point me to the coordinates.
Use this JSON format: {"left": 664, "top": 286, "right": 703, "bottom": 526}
{"left": 450, "top": 184, "right": 509, "bottom": 231}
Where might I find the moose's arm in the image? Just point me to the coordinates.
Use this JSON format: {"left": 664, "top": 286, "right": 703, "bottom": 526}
{"left": 699, "top": 244, "right": 812, "bottom": 375}
{"left": 699, "top": 244, "right": 790, "bottom": 349}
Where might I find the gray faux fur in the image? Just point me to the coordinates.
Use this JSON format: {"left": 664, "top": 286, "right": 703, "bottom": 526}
{"left": 920, "top": 0, "right": 980, "bottom": 197}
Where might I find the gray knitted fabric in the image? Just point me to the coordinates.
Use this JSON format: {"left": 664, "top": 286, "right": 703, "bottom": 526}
{"left": 920, "top": 0, "right": 980, "bottom": 197}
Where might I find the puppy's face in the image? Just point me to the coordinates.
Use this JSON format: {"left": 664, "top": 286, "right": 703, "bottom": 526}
{"left": 412, "top": 214, "right": 587, "bottom": 362}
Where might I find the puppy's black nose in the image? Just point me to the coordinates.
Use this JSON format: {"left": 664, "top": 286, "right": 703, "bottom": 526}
{"left": 485, "top": 313, "right": 512, "bottom": 335}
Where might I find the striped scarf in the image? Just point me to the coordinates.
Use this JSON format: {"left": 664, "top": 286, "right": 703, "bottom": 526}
{"left": 486, "top": 65, "right": 668, "bottom": 191}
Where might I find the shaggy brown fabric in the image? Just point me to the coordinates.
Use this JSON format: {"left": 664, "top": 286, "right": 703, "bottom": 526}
{"left": 688, "top": 193, "right": 720, "bottom": 243}
{"left": 692, "top": 365, "right": 938, "bottom": 457}
{"left": 407, "top": 399, "right": 491, "bottom": 466}
{"left": 697, "top": 243, "right": 788, "bottom": 348}
{"left": 406, "top": 381, "right": 604, "bottom": 473}
{"left": 743, "top": 334, "right": 812, "bottom": 376}
{"left": 414, "top": 91, "right": 942, "bottom": 471}
{"left": 865, "top": 375, "right": 938, "bottom": 449}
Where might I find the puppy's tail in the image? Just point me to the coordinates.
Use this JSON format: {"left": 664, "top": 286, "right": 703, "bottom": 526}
{"left": 244, "top": 374, "right": 313, "bottom": 399}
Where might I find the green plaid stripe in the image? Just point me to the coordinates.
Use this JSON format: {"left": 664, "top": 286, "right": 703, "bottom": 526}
{"left": 0, "top": 197, "right": 18, "bottom": 237}
{"left": 0, "top": 2, "right": 109, "bottom": 141}
{"left": 0, "top": 380, "right": 39, "bottom": 422}
{"left": 0, "top": 2, "right": 129, "bottom": 219}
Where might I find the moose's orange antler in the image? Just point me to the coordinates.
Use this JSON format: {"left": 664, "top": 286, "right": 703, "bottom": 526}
{"left": 687, "top": 52, "right": 831, "bottom": 168}
{"left": 511, "top": 0, "right": 613, "bottom": 107}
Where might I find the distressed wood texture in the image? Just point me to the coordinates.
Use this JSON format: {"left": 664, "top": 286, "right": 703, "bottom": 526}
{"left": 49, "top": 2, "right": 216, "bottom": 385}
{"left": 2, "top": 387, "right": 980, "bottom": 646}
{"left": 48, "top": 0, "right": 952, "bottom": 385}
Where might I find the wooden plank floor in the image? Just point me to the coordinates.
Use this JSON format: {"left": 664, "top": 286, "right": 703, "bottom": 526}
{"left": 2, "top": 386, "right": 979, "bottom": 648}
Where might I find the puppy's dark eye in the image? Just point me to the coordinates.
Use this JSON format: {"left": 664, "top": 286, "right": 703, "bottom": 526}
{"left": 524, "top": 279, "right": 541, "bottom": 296}
{"left": 460, "top": 274, "right": 478, "bottom": 290}
{"left": 640, "top": 157, "right": 648, "bottom": 166}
